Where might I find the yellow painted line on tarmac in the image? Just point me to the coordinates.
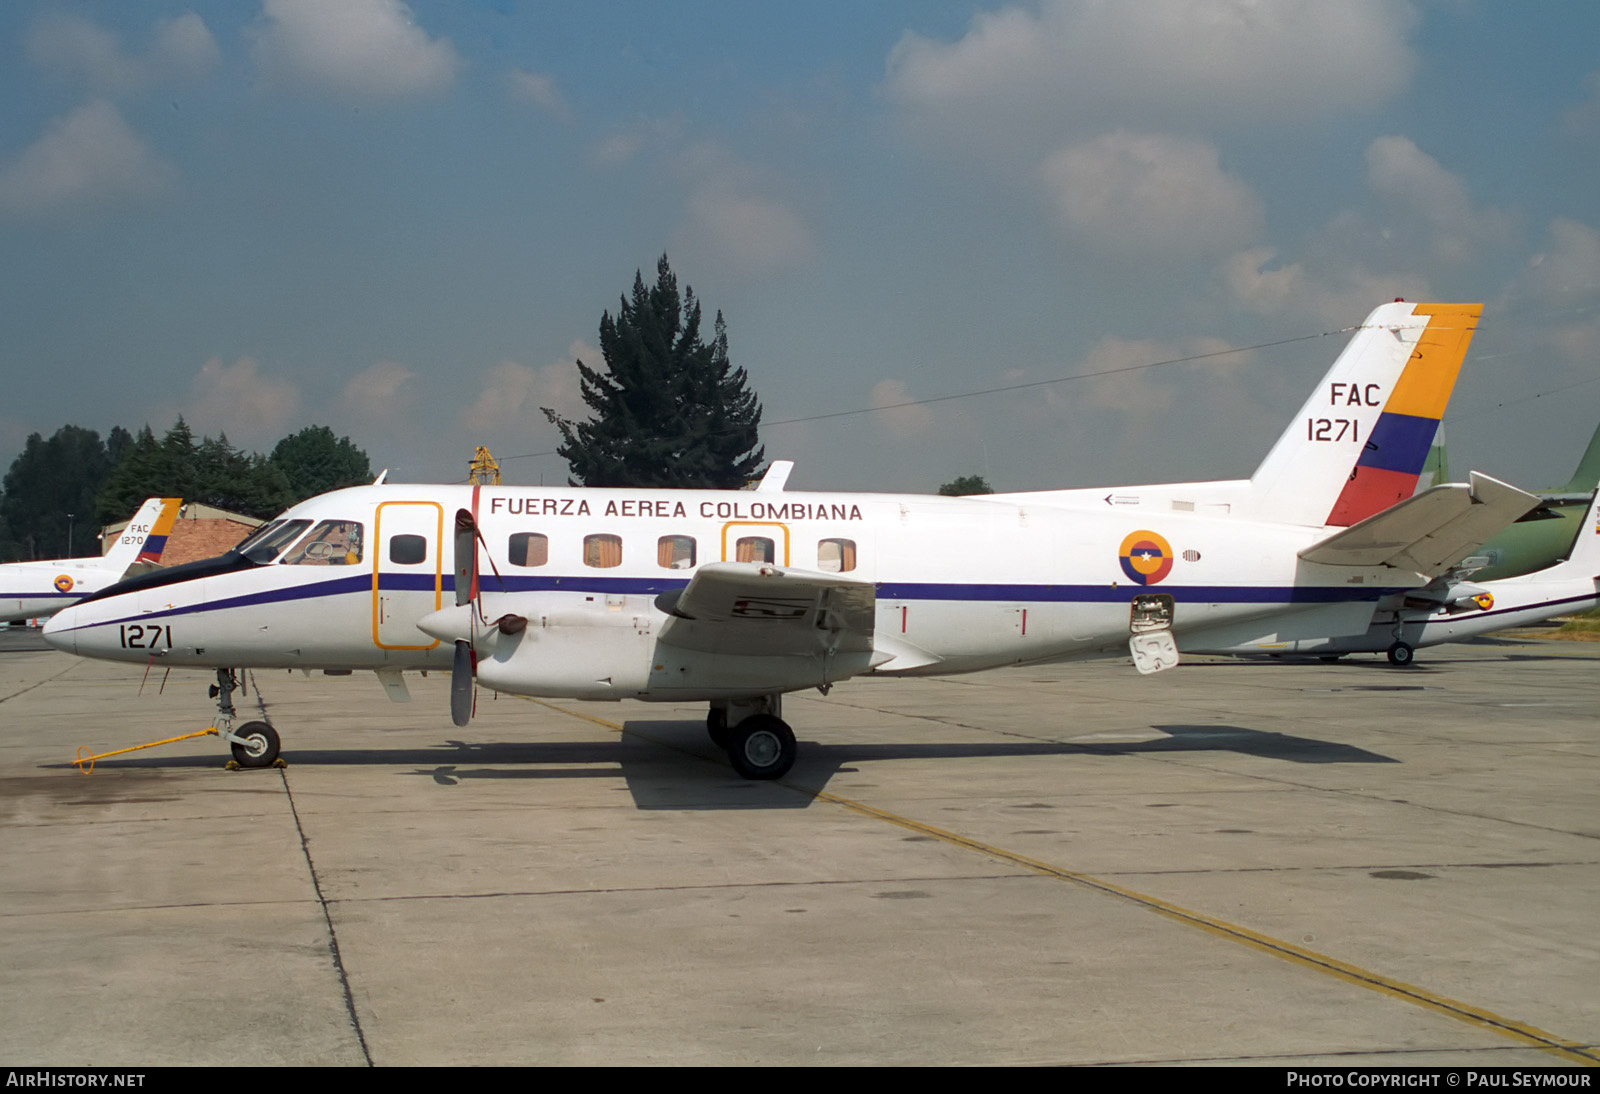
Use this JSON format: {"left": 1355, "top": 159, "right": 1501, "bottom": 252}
{"left": 525, "top": 696, "right": 1598, "bottom": 1066}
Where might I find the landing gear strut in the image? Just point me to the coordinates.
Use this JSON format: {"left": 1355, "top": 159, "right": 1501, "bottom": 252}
{"left": 708, "top": 696, "right": 796, "bottom": 780}
{"left": 210, "top": 668, "right": 281, "bottom": 768}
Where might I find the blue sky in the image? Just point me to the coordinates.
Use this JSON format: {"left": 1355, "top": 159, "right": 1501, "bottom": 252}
{"left": 1, "top": 1, "right": 1596, "bottom": 496}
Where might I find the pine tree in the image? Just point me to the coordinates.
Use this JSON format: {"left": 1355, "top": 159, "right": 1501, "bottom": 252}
{"left": 269, "top": 425, "right": 371, "bottom": 502}
{"left": 0, "top": 426, "right": 114, "bottom": 559}
{"left": 544, "top": 256, "right": 764, "bottom": 488}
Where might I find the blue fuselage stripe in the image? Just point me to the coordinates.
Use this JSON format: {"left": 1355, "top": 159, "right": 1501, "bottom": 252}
{"left": 57, "top": 571, "right": 1405, "bottom": 631}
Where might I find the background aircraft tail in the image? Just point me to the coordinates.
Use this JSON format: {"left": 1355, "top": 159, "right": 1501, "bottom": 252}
{"left": 1557, "top": 422, "right": 1600, "bottom": 495}
{"left": 1543, "top": 482, "right": 1600, "bottom": 578}
{"left": 1248, "top": 301, "right": 1482, "bottom": 528}
{"left": 103, "top": 498, "right": 182, "bottom": 573}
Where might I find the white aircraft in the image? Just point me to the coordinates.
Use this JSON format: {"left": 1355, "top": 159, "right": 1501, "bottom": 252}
{"left": 1, "top": 497, "right": 182, "bottom": 624}
{"left": 43, "top": 301, "right": 1537, "bottom": 779}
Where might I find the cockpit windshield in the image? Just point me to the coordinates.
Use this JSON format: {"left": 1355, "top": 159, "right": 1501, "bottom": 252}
{"left": 279, "top": 520, "right": 364, "bottom": 565}
{"left": 237, "top": 520, "right": 311, "bottom": 564}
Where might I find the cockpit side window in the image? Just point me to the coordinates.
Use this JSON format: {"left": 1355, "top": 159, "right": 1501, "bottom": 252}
{"left": 240, "top": 520, "right": 311, "bottom": 564}
{"left": 280, "top": 520, "right": 365, "bottom": 565}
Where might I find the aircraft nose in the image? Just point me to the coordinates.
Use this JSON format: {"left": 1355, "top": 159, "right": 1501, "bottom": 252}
{"left": 42, "top": 608, "right": 78, "bottom": 654}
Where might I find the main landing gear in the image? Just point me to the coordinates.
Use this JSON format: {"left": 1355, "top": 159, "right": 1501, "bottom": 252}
{"left": 1386, "top": 642, "right": 1415, "bottom": 667}
{"left": 707, "top": 696, "right": 797, "bottom": 781}
{"left": 210, "top": 668, "right": 281, "bottom": 768}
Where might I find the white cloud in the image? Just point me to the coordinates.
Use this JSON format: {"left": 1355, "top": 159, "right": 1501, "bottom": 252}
{"left": 1073, "top": 334, "right": 1243, "bottom": 416}
{"left": 181, "top": 357, "right": 301, "bottom": 445}
{"left": 683, "top": 189, "right": 814, "bottom": 275}
{"left": 1559, "top": 71, "right": 1600, "bottom": 138}
{"left": 27, "top": 11, "right": 219, "bottom": 94}
{"left": 868, "top": 378, "right": 936, "bottom": 438}
{"left": 1510, "top": 218, "right": 1600, "bottom": 302}
{"left": 341, "top": 361, "right": 416, "bottom": 423}
{"left": 459, "top": 341, "right": 595, "bottom": 433}
{"left": 507, "top": 68, "right": 570, "bottom": 120}
{"left": 250, "top": 0, "right": 461, "bottom": 99}
{"left": 670, "top": 141, "right": 815, "bottom": 275}
{"left": 1364, "top": 136, "right": 1513, "bottom": 264}
{"left": 1038, "top": 132, "right": 1262, "bottom": 259}
{"left": 1221, "top": 246, "right": 1431, "bottom": 329}
{"left": 887, "top": 0, "right": 1418, "bottom": 156}
{"left": 1504, "top": 218, "right": 1600, "bottom": 366}
{"left": 0, "top": 101, "right": 175, "bottom": 218}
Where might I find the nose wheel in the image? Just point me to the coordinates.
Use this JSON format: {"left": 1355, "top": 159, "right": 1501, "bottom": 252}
{"left": 229, "top": 721, "right": 281, "bottom": 767}
{"left": 211, "top": 668, "right": 282, "bottom": 768}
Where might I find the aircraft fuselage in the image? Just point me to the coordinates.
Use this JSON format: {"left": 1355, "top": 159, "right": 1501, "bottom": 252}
{"left": 45, "top": 483, "right": 1417, "bottom": 700}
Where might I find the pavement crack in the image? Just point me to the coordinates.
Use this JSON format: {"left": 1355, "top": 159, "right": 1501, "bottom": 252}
{"left": 280, "top": 765, "right": 374, "bottom": 1067}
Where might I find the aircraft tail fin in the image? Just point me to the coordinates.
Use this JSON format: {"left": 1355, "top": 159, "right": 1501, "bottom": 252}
{"left": 103, "top": 498, "right": 182, "bottom": 574}
{"left": 1250, "top": 301, "right": 1482, "bottom": 527}
{"left": 1558, "top": 422, "right": 1600, "bottom": 496}
{"left": 1542, "top": 481, "right": 1600, "bottom": 578}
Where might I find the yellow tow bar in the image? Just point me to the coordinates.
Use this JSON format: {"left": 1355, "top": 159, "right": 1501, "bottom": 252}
{"left": 73, "top": 729, "right": 220, "bottom": 773}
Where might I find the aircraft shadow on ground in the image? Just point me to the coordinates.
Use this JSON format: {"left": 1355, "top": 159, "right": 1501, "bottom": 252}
{"left": 45, "top": 718, "right": 1397, "bottom": 811}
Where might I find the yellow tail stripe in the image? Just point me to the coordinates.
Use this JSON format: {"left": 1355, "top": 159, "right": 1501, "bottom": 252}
{"left": 1386, "top": 302, "right": 1482, "bottom": 420}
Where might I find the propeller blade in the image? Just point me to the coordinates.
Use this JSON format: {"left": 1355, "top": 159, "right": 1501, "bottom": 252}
{"left": 450, "top": 639, "right": 474, "bottom": 726}
{"left": 454, "top": 509, "right": 477, "bottom": 608}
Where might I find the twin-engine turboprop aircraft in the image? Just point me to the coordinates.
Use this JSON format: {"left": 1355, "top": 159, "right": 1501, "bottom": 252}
{"left": 1, "top": 497, "right": 181, "bottom": 624}
{"left": 45, "top": 302, "right": 1538, "bottom": 779}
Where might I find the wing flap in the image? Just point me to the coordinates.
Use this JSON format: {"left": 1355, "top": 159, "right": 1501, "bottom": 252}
{"left": 655, "top": 561, "right": 876, "bottom": 658}
{"left": 1299, "top": 471, "right": 1539, "bottom": 576}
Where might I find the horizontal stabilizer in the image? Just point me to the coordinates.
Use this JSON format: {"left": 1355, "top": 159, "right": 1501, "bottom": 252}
{"left": 1299, "top": 471, "right": 1539, "bottom": 577}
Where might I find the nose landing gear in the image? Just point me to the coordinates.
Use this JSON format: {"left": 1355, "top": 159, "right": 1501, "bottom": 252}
{"left": 211, "top": 668, "right": 282, "bottom": 769}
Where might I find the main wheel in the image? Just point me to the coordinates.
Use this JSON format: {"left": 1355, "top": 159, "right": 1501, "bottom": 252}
{"left": 726, "top": 714, "right": 796, "bottom": 781}
{"left": 1386, "top": 642, "right": 1415, "bottom": 667}
{"left": 230, "top": 721, "right": 281, "bottom": 767}
{"left": 706, "top": 707, "right": 731, "bottom": 749}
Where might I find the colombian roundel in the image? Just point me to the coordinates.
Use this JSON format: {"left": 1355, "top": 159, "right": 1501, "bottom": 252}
{"left": 54, "top": 574, "right": 74, "bottom": 594}
{"left": 1119, "top": 531, "right": 1173, "bottom": 586}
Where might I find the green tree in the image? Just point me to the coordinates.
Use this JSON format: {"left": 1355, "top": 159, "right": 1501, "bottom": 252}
{"left": 0, "top": 426, "right": 116, "bottom": 559}
{"left": 96, "top": 425, "right": 163, "bottom": 523}
{"left": 269, "top": 425, "right": 372, "bottom": 503}
{"left": 938, "top": 474, "right": 994, "bottom": 496}
{"left": 97, "top": 418, "right": 334, "bottom": 522}
{"left": 544, "top": 255, "right": 765, "bottom": 488}
{"left": 194, "top": 432, "right": 293, "bottom": 517}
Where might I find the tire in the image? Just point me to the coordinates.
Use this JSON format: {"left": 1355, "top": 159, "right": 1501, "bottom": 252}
{"left": 726, "top": 714, "right": 796, "bottom": 781}
{"left": 706, "top": 707, "right": 731, "bottom": 749}
{"left": 230, "top": 721, "right": 281, "bottom": 767}
{"left": 1386, "top": 642, "right": 1415, "bottom": 667}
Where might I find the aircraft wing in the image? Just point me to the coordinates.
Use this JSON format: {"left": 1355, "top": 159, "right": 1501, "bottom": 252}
{"left": 654, "top": 561, "right": 877, "bottom": 659}
{"left": 1299, "top": 471, "right": 1540, "bottom": 577}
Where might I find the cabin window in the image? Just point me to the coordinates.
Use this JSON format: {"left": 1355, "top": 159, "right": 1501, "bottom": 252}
{"left": 657, "top": 535, "right": 696, "bottom": 569}
{"left": 282, "top": 520, "right": 365, "bottom": 565}
{"left": 736, "top": 536, "right": 775, "bottom": 563}
{"left": 240, "top": 519, "right": 310, "bottom": 564}
{"left": 388, "top": 534, "right": 426, "bottom": 566}
{"left": 509, "top": 533, "right": 548, "bottom": 567}
{"left": 584, "top": 534, "right": 622, "bottom": 568}
{"left": 818, "top": 538, "right": 857, "bottom": 573}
